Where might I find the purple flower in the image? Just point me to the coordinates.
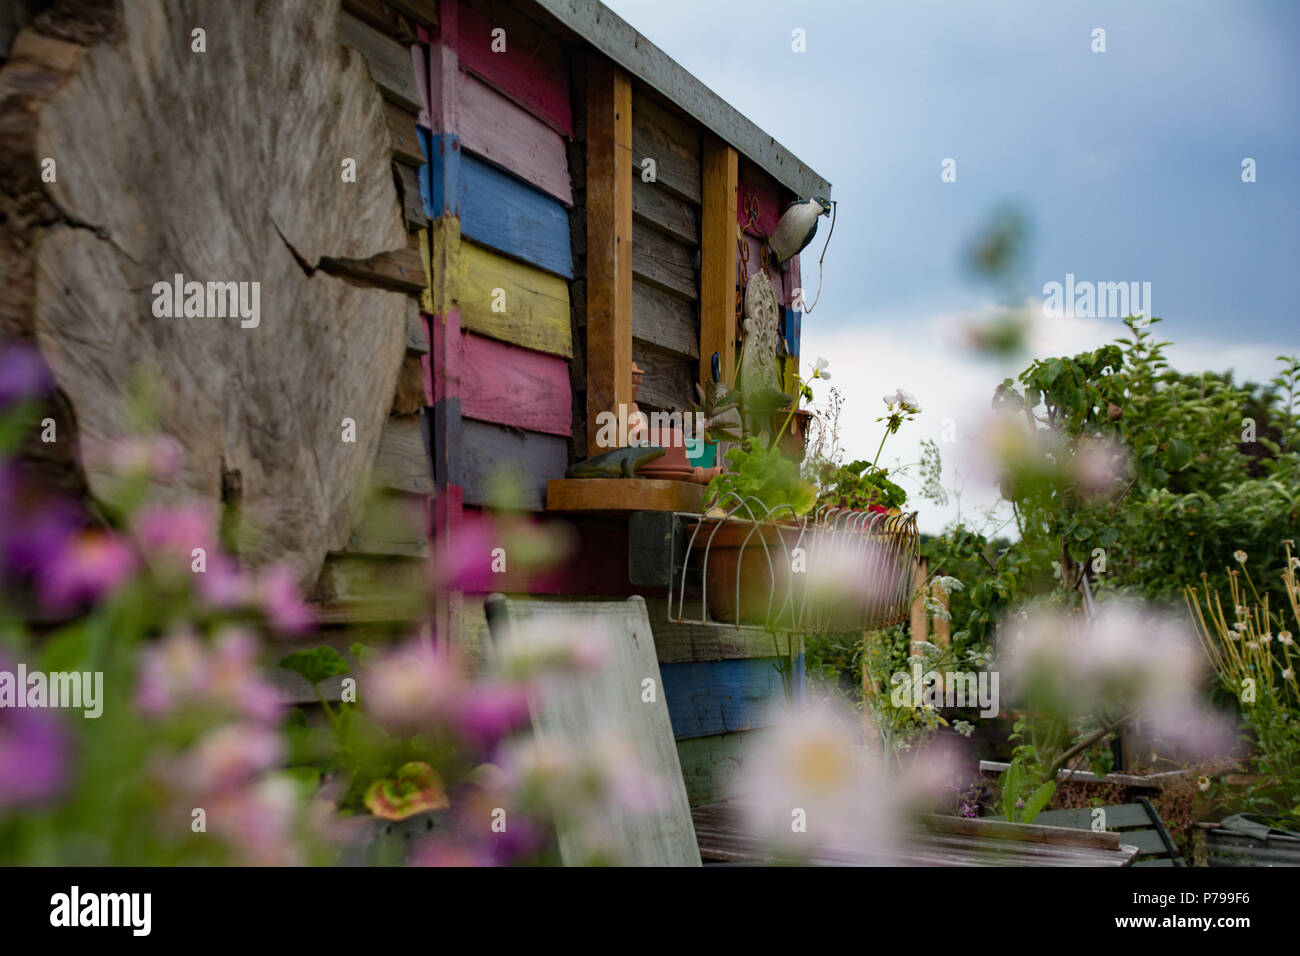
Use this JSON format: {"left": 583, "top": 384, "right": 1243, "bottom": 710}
{"left": 0, "top": 653, "right": 69, "bottom": 810}
{"left": 0, "top": 343, "right": 54, "bottom": 406}
{"left": 37, "top": 529, "right": 136, "bottom": 612}
{"left": 452, "top": 682, "right": 532, "bottom": 749}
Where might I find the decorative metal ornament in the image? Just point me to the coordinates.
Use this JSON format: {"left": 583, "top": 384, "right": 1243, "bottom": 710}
{"left": 738, "top": 272, "right": 781, "bottom": 398}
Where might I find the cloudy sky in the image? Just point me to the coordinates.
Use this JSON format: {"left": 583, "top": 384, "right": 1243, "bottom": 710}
{"left": 603, "top": 0, "right": 1299, "bottom": 533}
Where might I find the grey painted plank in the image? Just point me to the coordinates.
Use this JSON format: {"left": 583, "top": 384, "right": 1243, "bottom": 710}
{"left": 374, "top": 413, "right": 434, "bottom": 494}
{"left": 459, "top": 418, "right": 568, "bottom": 511}
{"left": 632, "top": 221, "right": 698, "bottom": 301}
{"left": 633, "top": 175, "right": 699, "bottom": 245}
{"left": 485, "top": 595, "right": 701, "bottom": 866}
{"left": 633, "top": 339, "right": 695, "bottom": 413}
{"left": 340, "top": 11, "right": 422, "bottom": 112}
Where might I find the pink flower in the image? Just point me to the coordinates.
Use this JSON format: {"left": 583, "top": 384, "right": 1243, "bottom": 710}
{"left": 452, "top": 682, "right": 532, "bottom": 748}
{"left": 207, "top": 777, "right": 303, "bottom": 866}
{"left": 37, "top": 529, "right": 136, "bottom": 611}
{"left": 258, "top": 564, "right": 315, "bottom": 634}
{"left": 181, "top": 724, "right": 283, "bottom": 795}
{"left": 363, "top": 640, "right": 467, "bottom": 733}
{"left": 132, "top": 502, "right": 218, "bottom": 566}
{"left": 136, "top": 627, "right": 283, "bottom": 723}
{"left": 195, "top": 552, "right": 249, "bottom": 609}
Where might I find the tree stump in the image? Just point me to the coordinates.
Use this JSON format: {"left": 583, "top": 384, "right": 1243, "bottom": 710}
{"left": 1, "top": 0, "right": 413, "bottom": 585}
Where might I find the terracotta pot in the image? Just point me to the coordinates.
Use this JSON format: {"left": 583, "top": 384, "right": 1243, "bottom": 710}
{"left": 636, "top": 428, "right": 723, "bottom": 484}
{"left": 773, "top": 408, "right": 813, "bottom": 461}
{"left": 687, "top": 521, "right": 802, "bottom": 625}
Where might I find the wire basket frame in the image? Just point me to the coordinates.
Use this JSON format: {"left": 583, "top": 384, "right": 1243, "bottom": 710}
{"left": 669, "top": 492, "right": 920, "bottom": 635}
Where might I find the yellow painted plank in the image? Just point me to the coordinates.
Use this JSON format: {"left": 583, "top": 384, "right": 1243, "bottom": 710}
{"left": 459, "top": 241, "right": 572, "bottom": 358}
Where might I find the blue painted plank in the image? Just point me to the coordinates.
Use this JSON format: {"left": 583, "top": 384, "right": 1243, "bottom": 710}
{"left": 660, "top": 655, "right": 805, "bottom": 740}
{"left": 781, "top": 307, "right": 801, "bottom": 358}
{"left": 420, "top": 128, "right": 459, "bottom": 220}
{"left": 428, "top": 149, "right": 573, "bottom": 278}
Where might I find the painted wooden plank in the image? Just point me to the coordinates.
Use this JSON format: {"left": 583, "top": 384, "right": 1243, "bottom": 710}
{"left": 343, "top": 0, "right": 437, "bottom": 35}
{"left": 781, "top": 306, "right": 801, "bottom": 358}
{"left": 448, "top": 152, "right": 573, "bottom": 278}
{"left": 458, "top": 70, "right": 572, "bottom": 205}
{"left": 460, "top": 242, "right": 572, "bottom": 357}
{"left": 631, "top": 89, "right": 701, "bottom": 204}
{"left": 644, "top": 597, "right": 803, "bottom": 664}
{"left": 458, "top": 333, "right": 571, "bottom": 436}
{"left": 453, "top": 0, "right": 573, "bottom": 137}
{"left": 632, "top": 339, "right": 695, "bottom": 414}
{"left": 341, "top": 12, "right": 422, "bottom": 112}
{"left": 484, "top": 596, "right": 700, "bottom": 865}
{"left": 458, "top": 418, "right": 568, "bottom": 510}
{"left": 632, "top": 222, "right": 697, "bottom": 302}
{"left": 385, "top": 99, "right": 426, "bottom": 167}
{"left": 585, "top": 59, "right": 634, "bottom": 453}
{"left": 632, "top": 280, "right": 698, "bottom": 361}
{"left": 738, "top": 231, "right": 788, "bottom": 307}
{"left": 660, "top": 656, "right": 802, "bottom": 740}
{"left": 699, "top": 137, "right": 738, "bottom": 388}
{"left": 676, "top": 731, "right": 766, "bottom": 807}
{"left": 374, "top": 413, "right": 435, "bottom": 493}
{"left": 738, "top": 159, "right": 783, "bottom": 238}
{"left": 632, "top": 175, "right": 698, "bottom": 245}
{"left": 396, "top": 162, "right": 425, "bottom": 230}
{"left": 545, "top": 478, "right": 704, "bottom": 514}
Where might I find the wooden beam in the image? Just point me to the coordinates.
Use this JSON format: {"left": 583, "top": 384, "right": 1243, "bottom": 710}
{"left": 699, "top": 137, "right": 738, "bottom": 388}
{"left": 585, "top": 57, "right": 634, "bottom": 453}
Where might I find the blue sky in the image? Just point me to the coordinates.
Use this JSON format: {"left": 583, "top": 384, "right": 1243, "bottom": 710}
{"left": 604, "top": 0, "right": 1299, "bottom": 531}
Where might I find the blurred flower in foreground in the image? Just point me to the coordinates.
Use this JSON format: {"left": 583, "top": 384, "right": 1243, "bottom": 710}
{"left": 0, "top": 343, "right": 54, "bottom": 406}
{"left": 735, "top": 699, "right": 957, "bottom": 863}
{"left": 0, "top": 658, "right": 69, "bottom": 810}
{"left": 37, "top": 529, "right": 136, "bottom": 612}
{"left": 1002, "top": 602, "right": 1237, "bottom": 759}
{"left": 137, "top": 626, "right": 284, "bottom": 722}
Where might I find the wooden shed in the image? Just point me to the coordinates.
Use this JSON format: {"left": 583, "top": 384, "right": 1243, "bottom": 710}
{"left": 0, "top": 0, "right": 829, "bottom": 808}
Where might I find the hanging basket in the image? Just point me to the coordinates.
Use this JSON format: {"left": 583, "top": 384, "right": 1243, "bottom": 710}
{"left": 673, "top": 496, "right": 920, "bottom": 633}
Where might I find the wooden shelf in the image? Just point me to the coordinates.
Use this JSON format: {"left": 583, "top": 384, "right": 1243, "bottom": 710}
{"left": 546, "top": 478, "right": 705, "bottom": 513}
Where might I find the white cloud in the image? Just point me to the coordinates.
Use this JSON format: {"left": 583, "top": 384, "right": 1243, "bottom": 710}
{"left": 804, "top": 309, "right": 1294, "bottom": 537}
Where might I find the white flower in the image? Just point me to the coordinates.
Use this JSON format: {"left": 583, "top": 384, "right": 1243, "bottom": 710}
{"left": 935, "top": 575, "right": 964, "bottom": 595}
{"left": 811, "top": 357, "right": 831, "bottom": 380}
{"left": 1235, "top": 605, "right": 1248, "bottom": 618}
{"left": 1262, "top": 632, "right": 1273, "bottom": 643}
{"left": 1283, "top": 668, "right": 1295, "bottom": 680}
{"left": 1246, "top": 641, "right": 1259, "bottom": 650}
{"left": 1279, "top": 631, "right": 1294, "bottom": 646}
{"left": 881, "top": 388, "right": 921, "bottom": 414}
{"left": 1197, "top": 775, "right": 1211, "bottom": 792}
{"left": 1233, "top": 550, "right": 1248, "bottom": 564}
{"left": 1290, "top": 556, "right": 1300, "bottom": 570}
{"left": 1233, "top": 622, "right": 1247, "bottom": 633}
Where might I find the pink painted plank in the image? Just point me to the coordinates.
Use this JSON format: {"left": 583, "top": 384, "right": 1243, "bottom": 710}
{"left": 458, "top": 333, "right": 572, "bottom": 436}
{"left": 453, "top": 0, "right": 573, "bottom": 137}
{"left": 458, "top": 70, "right": 573, "bottom": 205}
{"left": 738, "top": 232, "right": 790, "bottom": 307}
{"left": 738, "top": 172, "right": 782, "bottom": 239}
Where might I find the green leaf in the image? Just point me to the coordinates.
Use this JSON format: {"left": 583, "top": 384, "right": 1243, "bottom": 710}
{"left": 278, "top": 646, "right": 350, "bottom": 687}
{"left": 1021, "top": 780, "right": 1056, "bottom": 824}
{"left": 1165, "top": 437, "right": 1192, "bottom": 472}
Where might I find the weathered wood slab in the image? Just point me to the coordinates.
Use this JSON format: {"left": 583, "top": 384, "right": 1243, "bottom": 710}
{"left": 458, "top": 333, "right": 571, "bottom": 436}
{"left": 396, "top": 161, "right": 426, "bottom": 230}
{"left": 632, "top": 221, "right": 697, "bottom": 301}
{"left": 659, "top": 656, "right": 803, "bottom": 740}
{"left": 453, "top": 0, "right": 573, "bottom": 136}
{"left": 341, "top": 11, "right": 422, "bottom": 111}
{"left": 24, "top": 0, "right": 410, "bottom": 587}
{"left": 374, "top": 413, "right": 435, "bottom": 494}
{"left": 458, "top": 69, "right": 572, "bottom": 205}
{"left": 342, "top": 491, "right": 431, "bottom": 558}
{"left": 484, "top": 595, "right": 700, "bottom": 865}
{"left": 632, "top": 280, "right": 698, "bottom": 361}
{"left": 459, "top": 241, "right": 572, "bottom": 357}
{"left": 320, "top": 233, "right": 428, "bottom": 292}
{"left": 631, "top": 89, "right": 701, "bottom": 204}
{"left": 385, "top": 98, "right": 426, "bottom": 166}
{"left": 632, "top": 174, "right": 699, "bottom": 245}
{"left": 632, "top": 339, "right": 695, "bottom": 414}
